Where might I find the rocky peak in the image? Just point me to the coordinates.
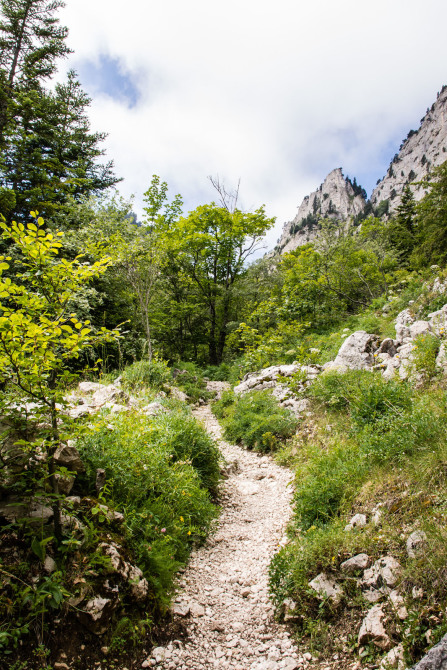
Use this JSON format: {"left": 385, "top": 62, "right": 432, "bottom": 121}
{"left": 276, "top": 168, "right": 367, "bottom": 254}
{"left": 371, "top": 85, "right": 447, "bottom": 213}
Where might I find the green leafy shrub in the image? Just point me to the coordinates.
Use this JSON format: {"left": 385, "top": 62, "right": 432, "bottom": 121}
{"left": 173, "top": 361, "right": 212, "bottom": 403}
{"left": 221, "top": 390, "right": 297, "bottom": 452}
{"left": 76, "top": 410, "right": 219, "bottom": 601}
{"left": 212, "top": 388, "right": 237, "bottom": 419}
{"left": 411, "top": 333, "right": 441, "bottom": 381}
{"left": 293, "top": 441, "right": 366, "bottom": 530}
{"left": 310, "top": 369, "right": 411, "bottom": 426}
{"left": 149, "top": 411, "right": 221, "bottom": 492}
{"left": 358, "top": 393, "right": 445, "bottom": 463}
{"left": 202, "top": 362, "right": 232, "bottom": 381}
{"left": 121, "top": 357, "right": 171, "bottom": 390}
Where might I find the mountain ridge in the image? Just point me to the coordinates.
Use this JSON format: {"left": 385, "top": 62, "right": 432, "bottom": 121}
{"left": 275, "top": 85, "right": 447, "bottom": 254}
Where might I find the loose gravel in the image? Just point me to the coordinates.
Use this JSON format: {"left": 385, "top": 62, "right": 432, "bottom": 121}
{"left": 143, "top": 399, "right": 311, "bottom": 670}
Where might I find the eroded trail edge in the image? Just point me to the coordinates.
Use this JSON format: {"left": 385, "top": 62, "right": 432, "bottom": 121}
{"left": 151, "top": 402, "right": 304, "bottom": 670}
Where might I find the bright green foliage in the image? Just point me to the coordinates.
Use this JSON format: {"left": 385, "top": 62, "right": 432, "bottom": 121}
{"left": 77, "top": 410, "right": 219, "bottom": 601}
{"left": 0, "top": 215, "right": 116, "bottom": 393}
{"left": 172, "top": 361, "right": 213, "bottom": 404}
{"left": 217, "top": 390, "right": 297, "bottom": 452}
{"left": 84, "top": 177, "right": 183, "bottom": 361}
{"left": 293, "top": 440, "right": 365, "bottom": 530}
{"left": 227, "top": 320, "right": 308, "bottom": 374}
{"left": 0, "top": 213, "right": 118, "bottom": 536}
{"left": 410, "top": 333, "right": 441, "bottom": 381}
{"left": 269, "top": 364, "right": 447, "bottom": 660}
{"left": 166, "top": 203, "right": 275, "bottom": 364}
{"left": 121, "top": 357, "right": 171, "bottom": 390}
{"left": 310, "top": 369, "right": 412, "bottom": 424}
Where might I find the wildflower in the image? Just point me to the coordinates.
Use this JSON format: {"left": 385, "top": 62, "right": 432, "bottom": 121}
{"left": 161, "top": 528, "right": 166, "bottom": 533}
{"left": 180, "top": 516, "right": 184, "bottom": 522}
{"left": 187, "top": 530, "right": 191, "bottom": 535}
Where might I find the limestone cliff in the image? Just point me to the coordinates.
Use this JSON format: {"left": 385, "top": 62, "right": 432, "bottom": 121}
{"left": 275, "top": 168, "right": 367, "bottom": 254}
{"left": 371, "top": 85, "right": 447, "bottom": 212}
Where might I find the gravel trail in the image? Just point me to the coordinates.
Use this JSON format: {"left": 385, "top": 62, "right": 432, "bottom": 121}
{"left": 148, "top": 398, "right": 308, "bottom": 670}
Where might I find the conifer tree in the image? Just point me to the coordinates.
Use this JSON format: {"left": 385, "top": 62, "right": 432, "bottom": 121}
{"left": 0, "top": 0, "right": 71, "bottom": 143}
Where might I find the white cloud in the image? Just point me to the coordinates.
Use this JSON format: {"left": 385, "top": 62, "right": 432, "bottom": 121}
{"left": 59, "top": 0, "right": 447, "bottom": 249}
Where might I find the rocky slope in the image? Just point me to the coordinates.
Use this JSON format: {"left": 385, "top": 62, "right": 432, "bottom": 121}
{"left": 275, "top": 168, "right": 367, "bottom": 254}
{"left": 276, "top": 86, "right": 447, "bottom": 255}
{"left": 371, "top": 85, "right": 447, "bottom": 212}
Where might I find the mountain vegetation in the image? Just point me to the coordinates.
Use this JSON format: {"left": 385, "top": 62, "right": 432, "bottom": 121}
{"left": 1, "top": 1, "right": 447, "bottom": 668}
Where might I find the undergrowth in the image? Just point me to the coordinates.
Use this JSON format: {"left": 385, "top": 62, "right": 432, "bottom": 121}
{"left": 214, "top": 389, "right": 298, "bottom": 452}
{"left": 269, "top": 366, "right": 447, "bottom": 666}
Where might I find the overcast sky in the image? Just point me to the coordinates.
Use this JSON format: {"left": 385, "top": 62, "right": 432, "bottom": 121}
{"left": 59, "top": 0, "right": 447, "bottom": 249}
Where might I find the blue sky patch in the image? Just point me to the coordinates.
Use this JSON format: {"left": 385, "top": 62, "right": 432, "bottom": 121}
{"left": 76, "top": 54, "right": 140, "bottom": 108}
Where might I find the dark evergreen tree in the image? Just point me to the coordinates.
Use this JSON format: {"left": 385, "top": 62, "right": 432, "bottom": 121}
{"left": 0, "top": 0, "right": 120, "bottom": 219}
{"left": 386, "top": 186, "right": 416, "bottom": 266}
{"left": 0, "top": 0, "right": 71, "bottom": 143}
{"left": 412, "top": 161, "right": 447, "bottom": 266}
{"left": 3, "top": 70, "right": 120, "bottom": 217}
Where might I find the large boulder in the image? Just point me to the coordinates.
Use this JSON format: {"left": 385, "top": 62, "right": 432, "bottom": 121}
{"left": 395, "top": 309, "right": 415, "bottom": 343}
{"left": 411, "top": 633, "right": 447, "bottom": 669}
{"left": 427, "top": 304, "right": 447, "bottom": 336}
{"left": 327, "top": 331, "right": 379, "bottom": 371}
{"left": 54, "top": 443, "right": 84, "bottom": 473}
{"left": 90, "top": 384, "right": 128, "bottom": 408}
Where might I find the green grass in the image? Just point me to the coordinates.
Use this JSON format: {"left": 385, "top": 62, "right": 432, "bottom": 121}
{"left": 76, "top": 407, "right": 220, "bottom": 603}
{"left": 214, "top": 389, "right": 298, "bottom": 452}
{"left": 269, "top": 369, "right": 447, "bottom": 666}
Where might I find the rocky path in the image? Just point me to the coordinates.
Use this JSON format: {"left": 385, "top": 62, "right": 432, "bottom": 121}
{"left": 147, "top": 401, "right": 308, "bottom": 670}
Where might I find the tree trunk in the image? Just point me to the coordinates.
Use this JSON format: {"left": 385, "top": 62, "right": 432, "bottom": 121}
{"left": 49, "top": 398, "right": 62, "bottom": 541}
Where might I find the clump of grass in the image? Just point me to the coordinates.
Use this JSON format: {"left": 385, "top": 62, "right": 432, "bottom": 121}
{"left": 173, "top": 361, "right": 213, "bottom": 403}
{"left": 76, "top": 408, "right": 219, "bottom": 602}
{"left": 269, "top": 368, "right": 447, "bottom": 667}
{"left": 121, "top": 357, "right": 171, "bottom": 390}
{"left": 411, "top": 333, "right": 441, "bottom": 381}
{"left": 216, "top": 390, "right": 298, "bottom": 452}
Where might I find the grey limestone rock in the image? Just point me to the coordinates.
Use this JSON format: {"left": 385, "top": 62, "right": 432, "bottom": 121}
{"left": 380, "top": 644, "right": 405, "bottom": 669}
{"left": 406, "top": 530, "right": 428, "bottom": 559}
{"left": 329, "top": 331, "right": 379, "bottom": 371}
{"left": 79, "top": 596, "right": 116, "bottom": 635}
{"left": 344, "top": 513, "right": 367, "bottom": 531}
{"left": 90, "top": 384, "right": 128, "bottom": 408}
{"left": 371, "top": 87, "right": 447, "bottom": 214}
{"left": 395, "top": 309, "right": 415, "bottom": 343}
{"left": 340, "top": 553, "right": 370, "bottom": 574}
{"left": 436, "top": 342, "right": 447, "bottom": 373}
{"left": 308, "top": 572, "right": 343, "bottom": 603}
{"left": 361, "top": 556, "right": 402, "bottom": 590}
{"left": 358, "top": 604, "right": 392, "bottom": 650}
{"left": 410, "top": 634, "right": 447, "bottom": 669}
{"left": 409, "top": 320, "right": 432, "bottom": 339}
{"left": 141, "top": 401, "right": 168, "bottom": 417}
{"left": 54, "top": 443, "right": 84, "bottom": 473}
{"left": 78, "top": 381, "right": 103, "bottom": 393}
{"left": 277, "top": 168, "right": 367, "bottom": 254}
